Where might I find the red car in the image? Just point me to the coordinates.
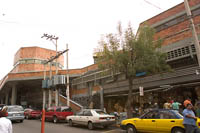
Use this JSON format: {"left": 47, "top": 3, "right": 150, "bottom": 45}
{"left": 24, "top": 108, "right": 41, "bottom": 119}
{"left": 43, "top": 106, "right": 73, "bottom": 123}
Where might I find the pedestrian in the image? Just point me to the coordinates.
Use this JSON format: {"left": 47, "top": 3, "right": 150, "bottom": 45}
{"left": 184, "top": 98, "right": 192, "bottom": 108}
{"left": 153, "top": 102, "right": 159, "bottom": 109}
{"left": 195, "top": 102, "right": 200, "bottom": 118}
{"left": 0, "top": 106, "right": 12, "bottom": 133}
{"left": 163, "top": 100, "right": 171, "bottom": 109}
{"left": 172, "top": 101, "right": 182, "bottom": 110}
{"left": 183, "top": 104, "right": 200, "bottom": 133}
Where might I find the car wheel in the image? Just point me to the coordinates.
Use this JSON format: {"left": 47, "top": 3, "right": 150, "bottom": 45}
{"left": 69, "top": 120, "right": 73, "bottom": 126}
{"left": 172, "top": 127, "right": 185, "bottom": 133}
{"left": 88, "top": 122, "right": 94, "bottom": 130}
{"left": 127, "top": 125, "right": 137, "bottom": 133}
{"left": 20, "top": 120, "right": 23, "bottom": 123}
{"left": 53, "top": 116, "right": 58, "bottom": 123}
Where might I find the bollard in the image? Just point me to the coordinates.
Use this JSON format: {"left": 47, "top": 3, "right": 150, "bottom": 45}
{"left": 41, "top": 109, "right": 45, "bottom": 133}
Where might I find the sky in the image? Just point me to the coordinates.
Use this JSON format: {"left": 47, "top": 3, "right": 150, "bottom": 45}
{"left": 0, "top": 0, "right": 183, "bottom": 79}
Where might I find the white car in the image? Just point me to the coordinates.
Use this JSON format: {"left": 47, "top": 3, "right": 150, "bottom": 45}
{"left": 66, "top": 109, "right": 116, "bottom": 130}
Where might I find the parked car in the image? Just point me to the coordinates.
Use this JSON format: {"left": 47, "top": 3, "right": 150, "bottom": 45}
{"left": 24, "top": 108, "right": 41, "bottom": 119}
{"left": 42, "top": 106, "right": 73, "bottom": 123}
{"left": 66, "top": 109, "right": 116, "bottom": 130}
{"left": 120, "top": 109, "right": 200, "bottom": 133}
{"left": 6, "top": 105, "right": 25, "bottom": 123}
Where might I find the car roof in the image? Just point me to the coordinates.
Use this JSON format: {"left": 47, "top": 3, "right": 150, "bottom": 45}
{"left": 81, "top": 109, "right": 103, "bottom": 111}
{"left": 6, "top": 105, "right": 23, "bottom": 108}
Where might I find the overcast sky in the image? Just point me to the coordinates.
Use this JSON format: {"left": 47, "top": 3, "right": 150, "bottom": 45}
{"left": 0, "top": 0, "right": 183, "bottom": 79}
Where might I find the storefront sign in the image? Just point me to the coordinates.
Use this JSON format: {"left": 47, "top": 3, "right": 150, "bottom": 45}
{"left": 139, "top": 86, "right": 144, "bottom": 96}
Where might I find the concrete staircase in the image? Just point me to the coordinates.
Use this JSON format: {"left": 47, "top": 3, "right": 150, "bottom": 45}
{"left": 59, "top": 94, "right": 83, "bottom": 112}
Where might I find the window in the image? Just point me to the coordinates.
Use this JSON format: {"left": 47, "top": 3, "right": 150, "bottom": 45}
{"left": 159, "top": 111, "right": 176, "bottom": 119}
{"left": 84, "top": 111, "right": 92, "bottom": 116}
{"left": 166, "top": 45, "right": 194, "bottom": 60}
{"left": 143, "top": 111, "right": 159, "bottom": 119}
{"left": 192, "top": 8, "right": 200, "bottom": 17}
{"left": 95, "top": 110, "right": 108, "bottom": 115}
{"left": 47, "top": 108, "right": 54, "bottom": 112}
{"left": 76, "top": 111, "right": 84, "bottom": 116}
{"left": 56, "top": 107, "right": 61, "bottom": 112}
{"left": 61, "top": 107, "right": 72, "bottom": 112}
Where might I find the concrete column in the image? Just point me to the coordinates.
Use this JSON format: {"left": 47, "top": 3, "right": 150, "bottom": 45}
{"left": 48, "top": 89, "right": 52, "bottom": 107}
{"left": 11, "top": 85, "right": 17, "bottom": 105}
{"left": 5, "top": 93, "right": 9, "bottom": 105}
{"left": 100, "top": 86, "right": 104, "bottom": 111}
{"left": 43, "top": 89, "right": 46, "bottom": 109}
{"left": 55, "top": 88, "right": 59, "bottom": 106}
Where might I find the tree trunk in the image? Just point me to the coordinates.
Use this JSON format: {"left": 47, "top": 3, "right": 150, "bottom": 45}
{"left": 127, "top": 77, "right": 133, "bottom": 118}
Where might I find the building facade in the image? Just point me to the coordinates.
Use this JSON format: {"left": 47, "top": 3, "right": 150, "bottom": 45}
{"left": 71, "top": 0, "right": 200, "bottom": 113}
{"left": 0, "top": 46, "right": 83, "bottom": 111}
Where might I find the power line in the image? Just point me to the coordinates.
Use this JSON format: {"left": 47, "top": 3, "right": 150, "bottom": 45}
{"left": 143, "top": 0, "right": 162, "bottom": 10}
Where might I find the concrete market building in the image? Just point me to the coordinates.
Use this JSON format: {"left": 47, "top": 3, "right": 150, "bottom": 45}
{"left": 1, "top": 0, "right": 200, "bottom": 113}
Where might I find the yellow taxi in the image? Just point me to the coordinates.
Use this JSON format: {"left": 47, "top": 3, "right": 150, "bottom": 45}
{"left": 120, "top": 109, "right": 200, "bottom": 133}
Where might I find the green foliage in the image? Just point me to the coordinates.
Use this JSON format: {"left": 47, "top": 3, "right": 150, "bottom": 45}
{"left": 95, "top": 23, "right": 170, "bottom": 79}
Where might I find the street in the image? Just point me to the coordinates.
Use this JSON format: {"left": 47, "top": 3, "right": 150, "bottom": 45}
{"left": 12, "top": 120, "right": 124, "bottom": 133}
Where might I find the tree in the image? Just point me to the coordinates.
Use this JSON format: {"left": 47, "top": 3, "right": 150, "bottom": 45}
{"left": 95, "top": 23, "right": 171, "bottom": 118}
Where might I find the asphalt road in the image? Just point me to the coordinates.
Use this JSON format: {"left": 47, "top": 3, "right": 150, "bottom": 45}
{"left": 12, "top": 120, "right": 124, "bottom": 133}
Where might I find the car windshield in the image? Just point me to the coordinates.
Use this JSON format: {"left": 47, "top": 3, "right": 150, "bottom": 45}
{"left": 96, "top": 110, "right": 108, "bottom": 115}
{"left": 8, "top": 106, "right": 24, "bottom": 112}
{"left": 171, "top": 110, "right": 183, "bottom": 119}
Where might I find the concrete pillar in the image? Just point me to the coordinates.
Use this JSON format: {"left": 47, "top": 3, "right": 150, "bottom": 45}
{"left": 5, "top": 93, "right": 9, "bottom": 105}
{"left": 100, "top": 86, "right": 104, "bottom": 111}
{"left": 43, "top": 89, "right": 46, "bottom": 109}
{"left": 48, "top": 89, "right": 52, "bottom": 107}
{"left": 11, "top": 85, "right": 17, "bottom": 105}
{"left": 55, "top": 88, "right": 59, "bottom": 106}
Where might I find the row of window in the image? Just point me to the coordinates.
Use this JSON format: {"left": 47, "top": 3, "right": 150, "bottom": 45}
{"left": 14, "top": 59, "right": 63, "bottom": 68}
{"left": 155, "top": 7, "right": 200, "bottom": 32}
{"left": 167, "top": 44, "right": 195, "bottom": 60}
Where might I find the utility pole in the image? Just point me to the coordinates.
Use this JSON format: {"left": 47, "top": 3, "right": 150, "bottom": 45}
{"left": 41, "top": 33, "right": 60, "bottom": 106}
{"left": 184, "top": 0, "right": 200, "bottom": 67}
{"left": 66, "top": 44, "right": 70, "bottom": 106}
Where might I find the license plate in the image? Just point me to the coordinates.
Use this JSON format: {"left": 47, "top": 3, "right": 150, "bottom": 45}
{"left": 106, "top": 118, "right": 110, "bottom": 120}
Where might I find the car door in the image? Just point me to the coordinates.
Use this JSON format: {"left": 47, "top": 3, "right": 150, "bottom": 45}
{"left": 45, "top": 107, "right": 53, "bottom": 120}
{"left": 140, "top": 110, "right": 159, "bottom": 132}
{"left": 74, "top": 110, "right": 84, "bottom": 125}
{"left": 55, "top": 107, "right": 62, "bottom": 120}
{"left": 155, "top": 110, "right": 183, "bottom": 132}
{"left": 82, "top": 110, "right": 93, "bottom": 126}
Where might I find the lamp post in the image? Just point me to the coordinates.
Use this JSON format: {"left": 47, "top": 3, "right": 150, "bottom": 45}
{"left": 66, "top": 44, "right": 70, "bottom": 106}
{"left": 41, "top": 33, "right": 59, "bottom": 106}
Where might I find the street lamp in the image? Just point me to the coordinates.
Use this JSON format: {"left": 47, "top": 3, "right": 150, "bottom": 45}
{"left": 41, "top": 33, "right": 59, "bottom": 106}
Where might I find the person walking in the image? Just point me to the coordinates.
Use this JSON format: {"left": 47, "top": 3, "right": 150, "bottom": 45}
{"left": 183, "top": 104, "right": 200, "bottom": 133}
{"left": 0, "top": 106, "right": 12, "bottom": 133}
{"left": 163, "top": 100, "right": 171, "bottom": 109}
{"left": 172, "top": 101, "right": 182, "bottom": 111}
{"left": 184, "top": 98, "right": 192, "bottom": 107}
{"left": 195, "top": 102, "right": 200, "bottom": 118}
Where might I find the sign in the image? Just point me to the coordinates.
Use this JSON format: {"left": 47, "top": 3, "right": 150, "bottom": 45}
{"left": 139, "top": 86, "right": 144, "bottom": 96}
